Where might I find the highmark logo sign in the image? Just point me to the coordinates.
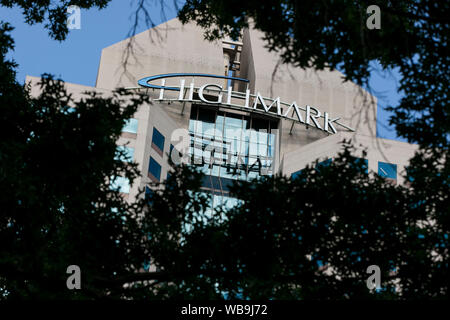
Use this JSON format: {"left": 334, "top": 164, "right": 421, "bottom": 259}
{"left": 138, "top": 73, "right": 354, "bottom": 134}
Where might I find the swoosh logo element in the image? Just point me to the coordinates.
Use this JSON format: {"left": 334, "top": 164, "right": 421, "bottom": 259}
{"left": 138, "top": 73, "right": 250, "bottom": 91}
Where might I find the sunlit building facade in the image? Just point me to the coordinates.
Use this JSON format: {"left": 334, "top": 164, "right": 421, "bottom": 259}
{"left": 26, "top": 18, "right": 418, "bottom": 206}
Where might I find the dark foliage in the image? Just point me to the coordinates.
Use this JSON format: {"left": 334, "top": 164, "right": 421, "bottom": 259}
{"left": 0, "top": 0, "right": 109, "bottom": 40}
{"left": 0, "top": 23, "right": 152, "bottom": 298}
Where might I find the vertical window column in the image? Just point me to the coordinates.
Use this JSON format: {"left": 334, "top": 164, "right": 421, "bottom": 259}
{"left": 148, "top": 156, "right": 162, "bottom": 182}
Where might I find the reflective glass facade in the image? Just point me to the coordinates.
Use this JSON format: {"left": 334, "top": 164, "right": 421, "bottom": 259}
{"left": 188, "top": 105, "right": 278, "bottom": 205}
{"left": 122, "top": 118, "right": 138, "bottom": 134}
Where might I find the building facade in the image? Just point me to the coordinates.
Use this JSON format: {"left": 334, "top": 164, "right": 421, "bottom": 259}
{"left": 27, "top": 18, "right": 417, "bottom": 205}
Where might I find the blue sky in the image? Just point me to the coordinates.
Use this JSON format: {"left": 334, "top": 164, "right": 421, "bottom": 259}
{"left": 1, "top": 0, "right": 405, "bottom": 141}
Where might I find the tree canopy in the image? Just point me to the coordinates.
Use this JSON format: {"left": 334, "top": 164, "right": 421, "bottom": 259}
{"left": 178, "top": 0, "right": 449, "bottom": 150}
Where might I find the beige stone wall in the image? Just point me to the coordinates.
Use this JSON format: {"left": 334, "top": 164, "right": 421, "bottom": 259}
{"left": 245, "top": 26, "right": 377, "bottom": 134}
{"left": 95, "top": 18, "right": 225, "bottom": 90}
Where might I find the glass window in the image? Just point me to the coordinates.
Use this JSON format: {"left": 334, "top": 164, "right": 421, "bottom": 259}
{"left": 291, "top": 170, "right": 302, "bottom": 179}
{"left": 115, "top": 146, "right": 134, "bottom": 162}
{"left": 145, "top": 185, "right": 154, "bottom": 206}
{"left": 404, "top": 165, "right": 415, "bottom": 182}
{"left": 225, "top": 113, "right": 244, "bottom": 131}
{"left": 188, "top": 105, "right": 278, "bottom": 207}
{"left": 152, "top": 127, "right": 165, "bottom": 153}
{"left": 110, "top": 176, "right": 130, "bottom": 194}
{"left": 378, "top": 162, "right": 397, "bottom": 179}
{"left": 146, "top": 187, "right": 152, "bottom": 198}
{"left": 169, "top": 144, "right": 183, "bottom": 162}
{"left": 354, "top": 158, "right": 369, "bottom": 174}
{"left": 143, "top": 261, "right": 151, "bottom": 271}
{"left": 148, "top": 156, "right": 161, "bottom": 181}
{"left": 316, "top": 158, "right": 332, "bottom": 172}
{"left": 122, "top": 118, "right": 138, "bottom": 134}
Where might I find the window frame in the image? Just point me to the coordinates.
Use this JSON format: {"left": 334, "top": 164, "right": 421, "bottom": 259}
{"left": 148, "top": 156, "right": 162, "bottom": 182}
